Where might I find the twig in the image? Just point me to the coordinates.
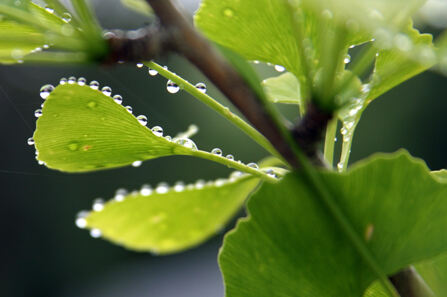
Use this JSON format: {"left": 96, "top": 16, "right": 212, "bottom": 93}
{"left": 291, "top": 102, "right": 332, "bottom": 167}
{"left": 390, "top": 267, "right": 435, "bottom": 297}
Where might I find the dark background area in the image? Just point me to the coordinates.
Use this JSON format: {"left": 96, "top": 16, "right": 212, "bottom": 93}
{"left": 1, "top": 1, "right": 447, "bottom": 297}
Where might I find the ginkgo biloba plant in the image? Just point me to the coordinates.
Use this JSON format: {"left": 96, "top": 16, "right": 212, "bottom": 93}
{"left": 3, "top": 0, "right": 447, "bottom": 296}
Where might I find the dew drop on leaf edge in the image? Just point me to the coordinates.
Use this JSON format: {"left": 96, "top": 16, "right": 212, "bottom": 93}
{"left": 136, "top": 115, "right": 147, "bottom": 126}
{"left": 40, "top": 84, "right": 54, "bottom": 99}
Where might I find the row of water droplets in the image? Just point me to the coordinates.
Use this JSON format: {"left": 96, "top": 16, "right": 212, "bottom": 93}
{"left": 30, "top": 76, "right": 202, "bottom": 162}
{"left": 251, "top": 60, "right": 287, "bottom": 73}
{"left": 136, "top": 63, "right": 208, "bottom": 95}
{"left": 336, "top": 84, "right": 370, "bottom": 171}
{"left": 75, "top": 170, "right": 250, "bottom": 238}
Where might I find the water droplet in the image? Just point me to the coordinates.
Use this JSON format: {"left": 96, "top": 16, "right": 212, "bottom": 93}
{"left": 62, "top": 12, "right": 72, "bottom": 22}
{"left": 156, "top": 182, "right": 169, "bottom": 194}
{"left": 226, "top": 154, "right": 234, "bottom": 161}
{"left": 274, "top": 65, "right": 285, "bottom": 72}
{"left": 215, "top": 178, "right": 226, "bottom": 187}
{"left": 148, "top": 68, "right": 158, "bottom": 76}
{"left": 195, "top": 179, "right": 205, "bottom": 189}
{"left": 253, "top": 60, "right": 260, "bottom": 64}
{"left": 59, "top": 77, "right": 67, "bottom": 85}
{"left": 92, "top": 198, "right": 104, "bottom": 212}
{"left": 87, "top": 101, "right": 97, "bottom": 109}
{"left": 43, "top": 44, "right": 49, "bottom": 49}
{"left": 195, "top": 82, "right": 207, "bottom": 93}
{"left": 45, "top": 6, "right": 54, "bottom": 13}
{"left": 230, "top": 171, "right": 243, "bottom": 180}
{"left": 101, "top": 86, "right": 112, "bottom": 96}
{"left": 136, "top": 115, "right": 147, "bottom": 126}
{"left": 337, "top": 162, "right": 344, "bottom": 171}
{"left": 151, "top": 126, "right": 163, "bottom": 137}
{"left": 34, "top": 109, "right": 42, "bottom": 117}
{"left": 77, "top": 77, "right": 86, "bottom": 86}
{"left": 247, "top": 162, "right": 259, "bottom": 169}
{"left": 344, "top": 54, "right": 351, "bottom": 64}
{"left": 27, "top": 137, "right": 34, "bottom": 145}
{"left": 340, "top": 127, "right": 348, "bottom": 135}
{"left": 175, "top": 138, "right": 197, "bottom": 150}
{"left": 136, "top": 63, "right": 143, "bottom": 68}
{"left": 140, "top": 184, "right": 153, "bottom": 196}
{"left": 112, "top": 94, "right": 122, "bottom": 104}
{"left": 264, "top": 168, "right": 277, "bottom": 177}
{"left": 75, "top": 211, "right": 88, "bottom": 229}
{"left": 166, "top": 80, "right": 180, "bottom": 93}
{"left": 114, "top": 188, "right": 127, "bottom": 201}
{"left": 90, "top": 228, "right": 102, "bottom": 238}
{"left": 89, "top": 80, "right": 99, "bottom": 90}
{"left": 39, "top": 84, "right": 54, "bottom": 99}
{"left": 132, "top": 160, "right": 142, "bottom": 167}
{"left": 211, "top": 148, "right": 222, "bottom": 156}
{"left": 345, "top": 121, "right": 354, "bottom": 129}
{"left": 164, "top": 135, "right": 172, "bottom": 141}
{"left": 173, "top": 181, "right": 185, "bottom": 192}
{"left": 223, "top": 8, "right": 234, "bottom": 17}
{"left": 68, "top": 76, "right": 76, "bottom": 84}
{"left": 67, "top": 142, "right": 79, "bottom": 151}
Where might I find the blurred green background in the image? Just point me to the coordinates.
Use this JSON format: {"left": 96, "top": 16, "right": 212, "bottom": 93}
{"left": 0, "top": 1, "right": 446, "bottom": 296}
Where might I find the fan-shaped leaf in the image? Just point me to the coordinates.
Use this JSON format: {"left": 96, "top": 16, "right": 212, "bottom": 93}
{"left": 220, "top": 151, "right": 447, "bottom": 297}
{"left": 80, "top": 173, "right": 260, "bottom": 254}
{"left": 33, "top": 82, "right": 273, "bottom": 180}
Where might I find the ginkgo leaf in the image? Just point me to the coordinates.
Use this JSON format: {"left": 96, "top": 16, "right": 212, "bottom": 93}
{"left": 366, "top": 21, "right": 434, "bottom": 103}
{"left": 0, "top": 1, "right": 106, "bottom": 64}
{"left": 121, "top": 0, "right": 153, "bottom": 17}
{"left": 195, "top": 0, "right": 303, "bottom": 82}
{"left": 78, "top": 173, "right": 260, "bottom": 254}
{"left": 220, "top": 151, "right": 447, "bottom": 297}
{"left": 33, "top": 81, "right": 274, "bottom": 180}
{"left": 262, "top": 72, "right": 304, "bottom": 112}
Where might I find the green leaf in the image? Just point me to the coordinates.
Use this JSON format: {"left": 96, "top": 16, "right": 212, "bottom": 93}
{"left": 262, "top": 72, "right": 304, "bottom": 110}
{"left": 0, "top": 20, "right": 45, "bottom": 64}
{"left": 195, "top": 0, "right": 306, "bottom": 93}
{"left": 33, "top": 82, "right": 274, "bottom": 180}
{"left": 80, "top": 174, "right": 260, "bottom": 254}
{"left": 121, "top": 0, "right": 153, "bottom": 17}
{"left": 366, "top": 21, "right": 435, "bottom": 102}
{"left": 0, "top": 2, "right": 106, "bottom": 64}
{"left": 220, "top": 151, "right": 447, "bottom": 297}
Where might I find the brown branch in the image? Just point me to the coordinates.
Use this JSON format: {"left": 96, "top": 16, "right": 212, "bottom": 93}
{"left": 291, "top": 102, "right": 332, "bottom": 167}
{"left": 390, "top": 267, "right": 435, "bottom": 297}
{"left": 104, "top": 24, "right": 175, "bottom": 63}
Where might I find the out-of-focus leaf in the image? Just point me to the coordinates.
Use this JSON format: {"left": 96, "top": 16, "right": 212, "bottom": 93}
{"left": 367, "top": 21, "right": 434, "bottom": 102}
{"left": 80, "top": 174, "right": 260, "bottom": 254}
{"left": 220, "top": 151, "right": 447, "bottom": 297}
{"left": 262, "top": 72, "right": 304, "bottom": 111}
{"left": 121, "top": 0, "right": 153, "bottom": 17}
